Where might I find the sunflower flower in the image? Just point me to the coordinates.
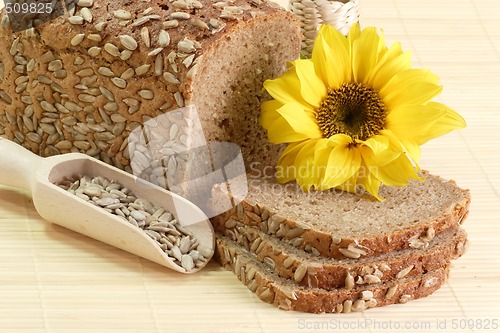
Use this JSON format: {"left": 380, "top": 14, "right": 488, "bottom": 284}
{"left": 260, "top": 23, "right": 466, "bottom": 200}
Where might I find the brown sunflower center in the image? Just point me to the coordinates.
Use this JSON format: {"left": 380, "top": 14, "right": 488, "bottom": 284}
{"left": 316, "top": 82, "right": 387, "bottom": 141}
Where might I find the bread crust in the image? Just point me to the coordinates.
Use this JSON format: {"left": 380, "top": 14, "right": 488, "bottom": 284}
{"left": 215, "top": 236, "right": 450, "bottom": 313}
{"left": 213, "top": 226, "right": 466, "bottom": 289}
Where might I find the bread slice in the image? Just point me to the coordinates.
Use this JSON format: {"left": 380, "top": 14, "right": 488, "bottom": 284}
{"left": 215, "top": 236, "right": 450, "bottom": 313}
{"left": 213, "top": 226, "right": 466, "bottom": 289}
{"left": 211, "top": 171, "right": 470, "bottom": 259}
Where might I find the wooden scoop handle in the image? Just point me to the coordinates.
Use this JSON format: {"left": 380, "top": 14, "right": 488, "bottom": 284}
{"left": 0, "top": 137, "right": 42, "bottom": 191}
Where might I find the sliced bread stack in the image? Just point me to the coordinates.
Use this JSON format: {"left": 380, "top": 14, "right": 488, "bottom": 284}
{"left": 210, "top": 171, "right": 470, "bottom": 313}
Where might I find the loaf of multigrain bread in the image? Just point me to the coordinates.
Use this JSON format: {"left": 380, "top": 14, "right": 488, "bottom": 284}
{"left": 215, "top": 236, "right": 451, "bottom": 313}
{"left": 213, "top": 226, "right": 467, "bottom": 289}
{"left": 0, "top": 0, "right": 300, "bottom": 172}
{"left": 211, "top": 171, "right": 470, "bottom": 259}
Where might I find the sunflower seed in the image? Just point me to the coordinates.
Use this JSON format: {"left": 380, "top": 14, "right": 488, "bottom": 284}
{"left": 293, "top": 263, "right": 307, "bottom": 283}
{"left": 174, "top": 92, "right": 184, "bottom": 107}
{"left": 361, "top": 290, "right": 373, "bottom": 301}
{"left": 39, "top": 101, "right": 56, "bottom": 112}
{"left": 97, "top": 87, "right": 114, "bottom": 102}
{"left": 139, "top": 27, "right": 151, "bottom": 48}
{"left": 191, "top": 18, "right": 209, "bottom": 30}
{"left": 121, "top": 68, "right": 135, "bottom": 80}
{"left": 163, "top": 72, "right": 180, "bottom": 84}
{"left": 163, "top": 20, "right": 179, "bottom": 28}
{"left": 148, "top": 47, "right": 163, "bottom": 57}
{"left": 399, "top": 294, "right": 411, "bottom": 304}
{"left": 170, "top": 12, "right": 190, "bottom": 20}
{"left": 345, "top": 273, "right": 354, "bottom": 289}
{"left": 72, "top": 56, "right": 85, "bottom": 66}
{"left": 396, "top": 265, "right": 414, "bottom": 279}
{"left": 132, "top": 16, "right": 151, "bottom": 27}
{"left": 123, "top": 98, "right": 140, "bottom": 107}
{"left": 352, "top": 299, "right": 366, "bottom": 312}
{"left": 48, "top": 60, "right": 63, "bottom": 71}
{"left": 113, "top": 10, "right": 132, "bottom": 20}
{"left": 88, "top": 46, "right": 101, "bottom": 57}
{"left": 342, "top": 300, "right": 352, "bottom": 313}
{"left": 110, "top": 78, "right": 126, "bottom": 89}
{"left": 104, "top": 43, "right": 120, "bottom": 56}
{"left": 181, "top": 254, "right": 195, "bottom": 270}
{"left": 137, "top": 89, "right": 154, "bottom": 100}
{"left": 158, "top": 30, "right": 170, "bottom": 47}
{"left": 364, "top": 274, "right": 381, "bottom": 284}
{"left": 154, "top": 54, "right": 163, "bottom": 76}
{"left": 119, "top": 35, "right": 138, "bottom": 50}
{"left": 78, "top": 94, "right": 97, "bottom": 103}
{"left": 379, "top": 263, "right": 391, "bottom": 272}
{"left": 339, "top": 247, "right": 361, "bottom": 259}
{"left": 120, "top": 50, "right": 133, "bottom": 61}
{"left": 133, "top": 64, "right": 150, "bottom": 77}
{"left": 68, "top": 16, "right": 84, "bottom": 24}
{"left": 385, "top": 285, "right": 398, "bottom": 299}
{"left": 1, "top": 15, "right": 9, "bottom": 29}
{"left": 186, "top": 64, "right": 199, "bottom": 79}
{"left": 80, "top": 8, "right": 93, "bottom": 22}
{"left": 177, "top": 39, "right": 196, "bottom": 53}
{"left": 71, "top": 33, "right": 86, "bottom": 46}
{"left": 55, "top": 140, "right": 72, "bottom": 150}
{"left": 87, "top": 34, "right": 102, "bottom": 42}
{"left": 37, "top": 75, "right": 53, "bottom": 84}
{"left": 77, "top": 0, "right": 94, "bottom": 6}
{"left": 76, "top": 68, "right": 94, "bottom": 77}
{"left": 94, "top": 21, "right": 106, "bottom": 31}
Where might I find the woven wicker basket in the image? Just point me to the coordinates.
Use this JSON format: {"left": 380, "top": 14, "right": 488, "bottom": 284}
{"left": 289, "top": 0, "right": 360, "bottom": 57}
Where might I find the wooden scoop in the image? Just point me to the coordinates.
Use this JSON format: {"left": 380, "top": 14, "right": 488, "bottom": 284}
{"left": 0, "top": 137, "right": 214, "bottom": 273}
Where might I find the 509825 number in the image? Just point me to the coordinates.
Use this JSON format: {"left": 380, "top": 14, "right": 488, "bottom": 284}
{"left": 5, "top": 2, "right": 53, "bottom": 15}
{"left": 452, "top": 319, "right": 498, "bottom": 330}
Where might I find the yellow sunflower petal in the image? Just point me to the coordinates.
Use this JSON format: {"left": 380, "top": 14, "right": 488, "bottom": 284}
{"left": 401, "top": 139, "right": 421, "bottom": 167}
{"left": 322, "top": 143, "right": 361, "bottom": 189}
{"left": 276, "top": 140, "right": 311, "bottom": 183}
{"left": 380, "top": 129, "right": 421, "bottom": 166}
{"left": 347, "top": 23, "right": 361, "bottom": 53}
{"left": 260, "top": 101, "right": 312, "bottom": 143}
{"left": 386, "top": 104, "right": 445, "bottom": 138}
{"left": 358, "top": 172, "right": 383, "bottom": 201}
{"left": 292, "top": 59, "right": 327, "bottom": 108}
{"left": 312, "top": 138, "right": 332, "bottom": 186}
{"left": 385, "top": 102, "right": 465, "bottom": 145}
{"left": 337, "top": 170, "right": 358, "bottom": 194}
{"left": 312, "top": 134, "right": 354, "bottom": 188}
{"left": 367, "top": 42, "right": 413, "bottom": 91}
{"left": 276, "top": 102, "right": 323, "bottom": 139}
{"left": 415, "top": 102, "right": 467, "bottom": 144}
{"left": 380, "top": 69, "right": 442, "bottom": 109}
{"left": 369, "top": 153, "right": 422, "bottom": 187}
{"left": 313, "top": 25, "right": 350, "bottom": 87}
{"left": 294, "top": 140, "right": 319, "bottom": 191}
{"left": 263, "top": 67, "right": 310, "bottom": 107}
{"left": 352, "top": 27, "right": 381, "bottom": 84}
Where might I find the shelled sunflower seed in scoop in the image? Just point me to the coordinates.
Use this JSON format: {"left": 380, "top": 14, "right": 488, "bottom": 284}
{"left": 57, "top": 175, "right": 213, "bottom": 271}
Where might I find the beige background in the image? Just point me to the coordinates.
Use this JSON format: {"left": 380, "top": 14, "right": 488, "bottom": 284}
{"left": 1, "top": 0, "right": 499, "bottom": 332}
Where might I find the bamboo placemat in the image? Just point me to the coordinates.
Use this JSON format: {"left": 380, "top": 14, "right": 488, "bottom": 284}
{"left": 1, "top": 0, "right": 499, "bottom": 332}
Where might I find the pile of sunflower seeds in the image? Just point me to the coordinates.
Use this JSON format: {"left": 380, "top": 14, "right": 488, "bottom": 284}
{"left": 57, "top": 175, "right": 213, "bottom": 271}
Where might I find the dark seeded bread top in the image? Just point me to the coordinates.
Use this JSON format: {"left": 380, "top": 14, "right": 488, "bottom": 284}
{"left": 244, "top": 171, "right": 470, "bottom": 239}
